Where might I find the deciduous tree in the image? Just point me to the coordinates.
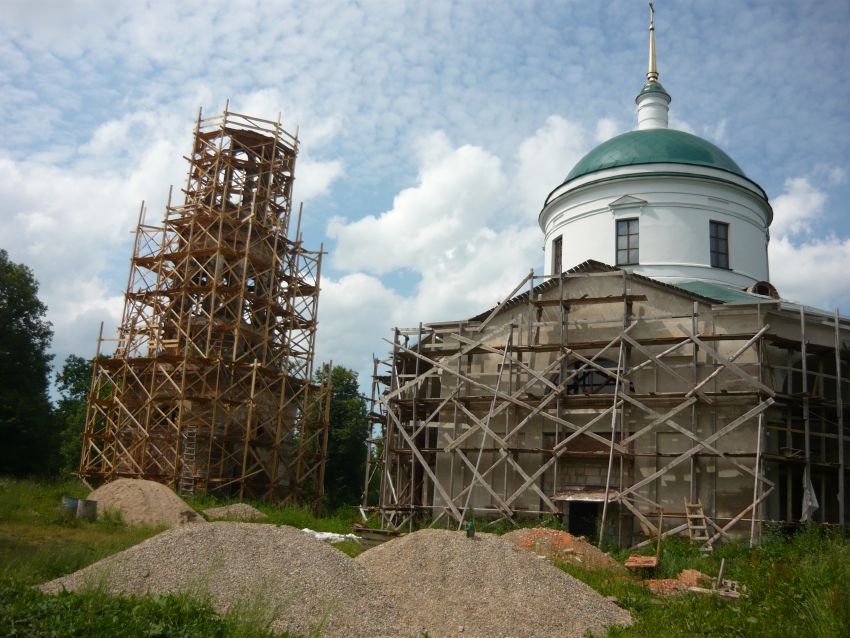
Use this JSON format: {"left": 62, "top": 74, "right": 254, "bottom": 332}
{"left": 321, "top": 366, "right": 369, "bottom": 509}
{"left": 55, "top": 354, "right": 93, "bottom": 473}
{"left": 0, "top": 249, "right": 57, "bottom": 474}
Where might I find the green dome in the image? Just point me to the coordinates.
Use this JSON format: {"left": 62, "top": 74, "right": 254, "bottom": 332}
{"left": 637, "top": 81, "right": 670, "bottom": 97}
{"left": 565, "top": 129, "right": 746, "bottom": 183}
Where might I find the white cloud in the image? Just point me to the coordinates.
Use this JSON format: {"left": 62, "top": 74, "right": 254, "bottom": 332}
{"left": 768, "top": 173, "right": 850, "bottom": 310}
{"left": 315, "top": 273, "right": 402, "bottom": 381}
{"left": 771, "top": 177, "right": 826, "bottom": 237}
{"left": 770, "top": 234, "right": 850, "bottom": 310}
{"left": 0, "top": 94, "right": 344, "bottom": 371}
{"left": 3, "top": 1, "right": 849, "bottom": 391}
{"left": 327, "top": 131, "right": 508, "bottom": 275}
{"left": 516, "top": 116, "right": 590, "bottom": 216}
{"left": 594, "top": 118, "right": 621, "bottom": 143}
{"left": 321, "top": 122, "right": 579, "bottom": 379}
{"left": 702, "top": 119, "right": 728, "bottom": 146}
{"left": 814, "top": 164, "right": 847, "bottom": 186}
{"left": 296, "top": 159, "right": 344, "bottom": 203}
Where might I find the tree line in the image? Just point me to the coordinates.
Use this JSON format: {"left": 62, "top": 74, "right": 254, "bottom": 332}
{"left": 0, "top": 249, "right": 371, "bottom": 509}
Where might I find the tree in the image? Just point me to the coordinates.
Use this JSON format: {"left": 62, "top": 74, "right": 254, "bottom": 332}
{"left": 55, "top": 354, "right": 93, "bottom": 473}
{"left": 321, "top": 366, "right": 369, "bottom": 509}
{"left": 0, "top": 249, "right": 58, "bottom": 475}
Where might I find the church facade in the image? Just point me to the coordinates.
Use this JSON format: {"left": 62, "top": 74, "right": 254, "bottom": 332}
{"left": 365, "top": 9, "right": 849, "bottom": 547}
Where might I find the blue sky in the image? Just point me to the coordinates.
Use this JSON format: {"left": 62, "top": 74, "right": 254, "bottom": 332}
{"left": 2, "top": 0, "right": 849, "bottom": 386}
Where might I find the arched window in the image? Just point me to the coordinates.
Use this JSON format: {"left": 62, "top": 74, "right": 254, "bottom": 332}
{"left": 552, "top": 236, "right": 563, "bottom": 274}
{"left": 563, "top": 360, "right": 620, "bottom": 395}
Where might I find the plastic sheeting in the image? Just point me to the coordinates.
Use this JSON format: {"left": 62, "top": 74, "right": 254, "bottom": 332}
{"left": 301, "top": 527, "right": 361, "bottom": 543}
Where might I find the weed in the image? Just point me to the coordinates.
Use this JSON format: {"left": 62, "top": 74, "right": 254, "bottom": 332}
{"left": 559, "top": 526, "right": 850, "bottom": 637}
{"left": 0, "top": 579, "right": 298, "bottom": 637}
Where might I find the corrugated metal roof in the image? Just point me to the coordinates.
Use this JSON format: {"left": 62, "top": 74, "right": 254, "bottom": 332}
{"left": 674, "top": 281, "right": 772, "bottom": 304}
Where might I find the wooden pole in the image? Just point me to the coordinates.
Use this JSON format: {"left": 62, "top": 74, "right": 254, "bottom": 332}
{"left": 801, "top": 307, "right": 812, "bottom": 521}
{"left": 599, "top": 341, "right": 624, "bottom": 546}
{"left": 835, "top": 309, "right": 846, "bottom": 526}
{"left": 749, "top": 414, "right": 763, "bottom": 547}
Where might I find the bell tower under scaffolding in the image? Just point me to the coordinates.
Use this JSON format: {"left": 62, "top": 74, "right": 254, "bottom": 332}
{"left": 79, "top": 109, "right": 331, "bottom": 502}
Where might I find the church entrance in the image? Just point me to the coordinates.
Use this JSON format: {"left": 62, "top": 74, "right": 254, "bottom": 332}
{"left": 567, "top": 501, "right": 601, "bottom": 539}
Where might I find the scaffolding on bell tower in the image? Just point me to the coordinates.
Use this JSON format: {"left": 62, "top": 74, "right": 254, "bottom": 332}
{"left": 79, "top": 108, "right": 331, "bottom": 503}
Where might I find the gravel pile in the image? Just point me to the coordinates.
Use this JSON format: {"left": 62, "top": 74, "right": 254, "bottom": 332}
{"left": 88, "top": 478, "right": 203, "bottom": 527}
{"left": 356, "top": 529, "right": 632, "bottom": 638}
{"left": 40, "top": 523, "right": 407, "bottom": 638}
{"left": 203, "top": 503, "right": 267, "bottom": 521}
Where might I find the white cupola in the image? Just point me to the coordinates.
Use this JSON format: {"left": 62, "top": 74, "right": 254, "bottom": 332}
{"left": 635, "top": 2, "right": 671, "bottom": 130}
{"left": 539, "top": 2, "right": 774, "bottom": 292}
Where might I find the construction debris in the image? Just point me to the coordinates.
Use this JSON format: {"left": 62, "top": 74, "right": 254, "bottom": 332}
{"left": 645, "top": 564, "right": 743, "bottom": 599}
{"left": 203, "top": 503, "right": 267, "bottom": 522}
{"left": 88, "top": 479, "right": 204, "bottom": 527}
{"left": 625, "top": 511, "right": 663, "bottom": 570}
{"left": 503, "top": 527, "right": 623, "bottom": 571}
{"left": 356, "top": 529, "right": 632, "bottom": 638}
{"left": 352, "top": 523, "right": 402, "bottom": 543}
{"left": 624, "top": 555, "right": 659, "bottom": 570}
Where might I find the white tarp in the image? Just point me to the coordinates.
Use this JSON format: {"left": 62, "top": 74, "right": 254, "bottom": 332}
{"left": 801, "top": 471, "right": 820, "bottom": 523}
{"left": 301, "top": 527, "right": 361, "bottom": 543}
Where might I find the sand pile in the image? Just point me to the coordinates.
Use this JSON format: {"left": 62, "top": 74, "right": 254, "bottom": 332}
{"left": 356, "top": 529, "right": 632, "bottom": 638}
{"left": 40, "top": 523, "right": 407, "bottom": 638}
{"left": 87, "top": 479, "right": 203, "bottom": 527}
{"left": 503, "top": 527, "right": 623, "bottom": 571}
{"left": 203, "top": 503, "right": 267, "bottom": 521}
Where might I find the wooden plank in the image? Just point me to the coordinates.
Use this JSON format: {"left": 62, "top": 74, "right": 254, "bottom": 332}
{"left": 534, "top": 294, "right": 648, "bottom": 307}
{"left": 474, "top": 271, "right": 533, "bottom": 332}
{"left": 385, "top": 408, "right": 463, "bottom": 522}
{"left": 617, "top": 399, "right": 774, "bottom": 499}
{"left": 679, "top": 325, "right": 775, "bottom": 397}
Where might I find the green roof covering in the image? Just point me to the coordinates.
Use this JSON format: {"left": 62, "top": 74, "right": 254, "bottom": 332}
{"left": 674, "top": 280, "right": 841, "bottom": 319}
{"left": 674, "top": 281, "right": 767, "bottom": 304}
{"left": 637, "top": 81, "right": 670, "bottom": 97}
{"left": 564, "top": 129, "right": 746, "bottom": 183}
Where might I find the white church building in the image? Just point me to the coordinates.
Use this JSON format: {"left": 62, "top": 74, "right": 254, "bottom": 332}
{"left": 367, "top": 7, "right": 848, "bottom": 547}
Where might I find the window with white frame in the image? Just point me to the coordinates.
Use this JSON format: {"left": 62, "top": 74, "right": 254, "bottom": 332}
{"left": 616, "top": 219, "right": 639, "bottom": 265}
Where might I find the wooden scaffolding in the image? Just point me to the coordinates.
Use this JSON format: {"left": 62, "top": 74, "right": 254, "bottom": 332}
{"left": 79, "top": 108, "right": 331, "bottom": 502}
{"left": 365, "top": 262, "right": 849, "bottom": 547}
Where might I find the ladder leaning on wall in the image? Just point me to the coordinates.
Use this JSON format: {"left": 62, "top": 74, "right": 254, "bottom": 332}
{"left": 684, "top": 499, "right": 712, "bottom": 549}
{"left": 178, "top": 426, "right": 197, "bottom": 496}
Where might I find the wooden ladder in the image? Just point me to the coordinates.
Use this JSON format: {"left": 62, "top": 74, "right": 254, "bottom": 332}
{"left": 684, "top": 499, "right": 712, "bottom": 548}
{"left": 178, "top": 426, "right": 197, "bottom": 496}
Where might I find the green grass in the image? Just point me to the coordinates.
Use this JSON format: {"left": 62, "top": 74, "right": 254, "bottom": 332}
{"left": 0, "top": 477, "right": 165, "bottom": 585}
{"left": 0, "top": 477, "right": 297, "bottom": 637}
{"left": 556, "top": 526, "right": 850, "bottom": 638}
{"left": 0, "top": 580, "right": 299, "bottom": 638}
{"left": 4, "top": 478, "right": 849, "bottom": 637}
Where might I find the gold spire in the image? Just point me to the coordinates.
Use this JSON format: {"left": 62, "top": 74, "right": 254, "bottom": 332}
{"left": 647, "top": 1, "right": 658, "bottom": 84}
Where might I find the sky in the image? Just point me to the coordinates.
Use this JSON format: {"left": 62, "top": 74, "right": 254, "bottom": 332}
{"left": 2, "top": 0, "right": 850, "bottom": 391}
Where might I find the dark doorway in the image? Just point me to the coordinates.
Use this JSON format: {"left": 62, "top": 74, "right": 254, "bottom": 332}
{"left": 568, "top": 501, "right": 601, "bottom": 538}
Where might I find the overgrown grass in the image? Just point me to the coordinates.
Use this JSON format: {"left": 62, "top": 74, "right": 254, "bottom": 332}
{"left": 0, "top": 477, "right": 295, "bottom": 637}
{"left": 557, "top": 525, "right": 850, "bottom": 637}
{"left": 0, "top": 476, "right": 164, "bottom": 585}
{"left": 5, "top": 478, "right": 849, "bottom": 637}
{"left": 0, "top": 580, "right": 299, "bottom": 638}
